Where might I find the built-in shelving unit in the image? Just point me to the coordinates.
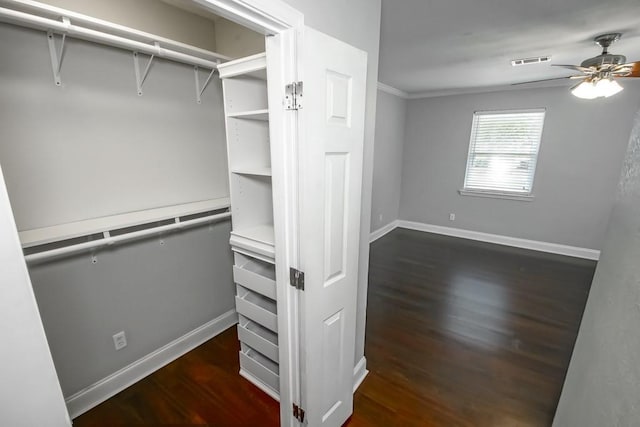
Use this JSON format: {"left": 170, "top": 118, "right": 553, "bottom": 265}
{"left": 218, "top": 52, "right": 280, "bottom": 400}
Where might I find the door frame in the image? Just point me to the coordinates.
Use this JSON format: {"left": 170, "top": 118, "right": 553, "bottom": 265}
{"left": 191, "top": 1, "right": 304, "bottom": 426}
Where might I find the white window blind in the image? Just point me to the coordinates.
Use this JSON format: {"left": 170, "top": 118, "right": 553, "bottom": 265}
{"left": 463, "top": 109, "right": 545, "bottom": 195}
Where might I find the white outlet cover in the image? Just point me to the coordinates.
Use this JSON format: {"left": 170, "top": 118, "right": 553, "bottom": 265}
{"left": 113, "top": 331, "right": 127, "bottom": 350}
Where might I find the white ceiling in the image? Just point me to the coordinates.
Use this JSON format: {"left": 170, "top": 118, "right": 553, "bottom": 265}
{"left": 379, "top": 0, "right": 640, "bottom": 96}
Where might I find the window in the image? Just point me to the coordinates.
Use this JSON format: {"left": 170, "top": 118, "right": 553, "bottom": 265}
{"left": 461, "top": 109, "right": 545, "bottom": 200}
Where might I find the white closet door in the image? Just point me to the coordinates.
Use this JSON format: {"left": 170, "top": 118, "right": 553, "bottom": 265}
{"left": 298, "top": 26, "right": 367, "bottom": 427}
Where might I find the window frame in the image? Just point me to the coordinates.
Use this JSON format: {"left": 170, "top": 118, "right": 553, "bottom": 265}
{"left": 460, "top": 108, "right": 546, "bottom": 201}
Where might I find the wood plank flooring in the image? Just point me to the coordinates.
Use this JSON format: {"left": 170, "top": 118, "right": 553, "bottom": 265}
{"left": 74, "top": 229, "right": 594, "bottom": 426}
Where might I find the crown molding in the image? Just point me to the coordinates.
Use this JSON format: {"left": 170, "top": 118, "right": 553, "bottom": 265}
{"left": 377, "top": 82, "right": 409, "bottom": 99}
{"left": 406, "top": 79, "right": 572, "bottom": 100}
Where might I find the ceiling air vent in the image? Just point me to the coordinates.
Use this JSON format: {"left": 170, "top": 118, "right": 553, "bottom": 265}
{"left": 511, "top": 56, "right": 551, "bottom": 66}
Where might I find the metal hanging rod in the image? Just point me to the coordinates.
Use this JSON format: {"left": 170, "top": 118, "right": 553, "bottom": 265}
{"left": 0, "top": 0, "right": 227, "bottom": 71}
{"left": 24, "top": 210, "right": 231, "bottom": 264}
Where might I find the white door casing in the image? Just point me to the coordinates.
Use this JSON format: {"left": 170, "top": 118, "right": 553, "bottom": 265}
{"left": 298, "top": 27, "right": 368, "bottom": 426}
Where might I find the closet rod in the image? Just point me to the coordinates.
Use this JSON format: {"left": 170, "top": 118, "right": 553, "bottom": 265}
{"left": 24, "top": 211, "right": 231, "bottom": 264}
{"left": 0, "top": 4, "right": 222, "bottom": 70}
{"left": 1, "top": 0, "right": 230, "bottom": 62}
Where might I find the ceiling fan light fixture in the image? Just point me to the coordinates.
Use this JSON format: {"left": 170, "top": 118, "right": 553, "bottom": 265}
{"left": 571, "top": 78, "right": 623, "bottom": 99}
{"left": 597, "top": 78, "right": 623, "bottom": 97}
{"left": 571, "top": 80, "right": 599, "bottom": 99}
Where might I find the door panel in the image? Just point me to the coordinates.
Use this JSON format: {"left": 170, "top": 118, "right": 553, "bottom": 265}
{"left": 298, "top": 26, "right": 367, "bottom": 427}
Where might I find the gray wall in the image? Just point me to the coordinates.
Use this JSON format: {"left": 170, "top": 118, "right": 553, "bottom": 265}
{"left": 30, "top": 222, "right": 234, "bottom": 396}
{"left": 214, "top": 17, "right": 265, "bottom": 58}
{"left": 0, "top": 24, "right": 229, "bottom": 230}
{"left": 283, "top": 0, "right": 382, "bottom": 365}
{"left": 371, "top": 89, "right": 406, "bottom": 232}
{"left": 400, "top": 85, "right": 640, "bottom": 250}
{"left": 0, "top": 23, "right": 234, "bottom": 398}
{"left": 553, "top": 108, "right": 640, "bottom": 426}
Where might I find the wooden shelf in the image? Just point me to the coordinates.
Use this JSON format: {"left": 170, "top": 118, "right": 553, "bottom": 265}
{"left": 230, "top": 224, "right": 275, "bottom": 261}
{"left": 217, "top": 52, "right": 267, "bottom": 80}
{"left": 19, "top": 197, "right": 231, "bottom": 248}
{"left": 227, "top": 109, "right": 269, "bottom": 121}
{"left": 231, "top": 167, "right": 272, "bottom": 177}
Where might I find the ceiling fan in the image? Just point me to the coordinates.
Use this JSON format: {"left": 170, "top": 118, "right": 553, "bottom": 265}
{"left": 515, "top": 33, "right": 640, "bottom": 99}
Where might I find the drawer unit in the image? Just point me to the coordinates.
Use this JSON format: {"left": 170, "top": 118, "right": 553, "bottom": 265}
{"left": 237, "top": 317, "right": 279, "bottom": 362}
{"left": 235, "top": 286, "right": 278, "bottom": 333}
{"left": 239, "top": 346, "right": 279, "bottom": 399}
{"left": 233, "top": 255, "right": 276, "bottom": 299}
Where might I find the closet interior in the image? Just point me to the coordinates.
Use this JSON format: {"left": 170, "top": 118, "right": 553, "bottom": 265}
{"left": 0, "top": 0, "right": 280, "bottom": 417}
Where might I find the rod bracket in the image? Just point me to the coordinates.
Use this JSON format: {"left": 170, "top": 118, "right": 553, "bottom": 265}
{"left": 133, "top": 48, "right": 156, "bottom": 96}
{"left": 46, "top": 17, "right": 70, "bottom": 86}
{"left": 194, "top": 65, "right": 217, "bottom": 104}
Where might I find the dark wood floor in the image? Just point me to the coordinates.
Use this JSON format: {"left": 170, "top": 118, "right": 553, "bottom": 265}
{"left": 74, "top": 229, "right": 594, "bottom": 426}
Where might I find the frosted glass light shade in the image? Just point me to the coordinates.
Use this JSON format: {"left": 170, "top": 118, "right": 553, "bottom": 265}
{"left": 571, "top": 81, "right": 598, "bottom": 99}
{"left": 596, "top": 79, "right": 623, "bottom": 97}
{"left": 572, "top": 78, "right": 624, "bottom": 99}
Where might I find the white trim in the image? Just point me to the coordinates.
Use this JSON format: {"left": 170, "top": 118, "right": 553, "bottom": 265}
{"left": 406, "top": 79, "right": 571, "bottom": 100}
{"left": 65, "top": 309, "right": 238, "bottom": 419}
{"left": 193, "top": 0, "right": 303, "bottom": 34}
{"left": 397, "top": 220, "right": 600, "bottom": 260}
{"left": 369, "top": 220, "right": 399, "bottom": 243}
{"left": 458, "top": 189, "right": 534, "bottom": 202}
{"left": 353, "top": 356, "right": 368, "bottom": 392}
{"left": 377, "top": 82, "right": 409, "bottom": 99}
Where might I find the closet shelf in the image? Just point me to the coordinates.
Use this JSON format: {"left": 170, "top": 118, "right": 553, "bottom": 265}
{"left": 231, "top": 168, "right": 272, "bottom": 177}
{"left": 230, "top": 224, "right": 275, "bottom": 260}
{"left": 217, "top": 52, "right": 267, "bottom": 80}
{"left": 19, "top": 197, "right": 231, "bottom": 248}
{"left": 227, "top": 109, "right": 269, "bottom": 121}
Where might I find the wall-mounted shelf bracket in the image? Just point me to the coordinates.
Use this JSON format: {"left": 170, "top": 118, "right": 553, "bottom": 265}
{"left": 46, "top": 17, "right": 70, "bottom": 86}
{"left": 133, "top": 47, "right": 156, "bottom": 96}
{"left": 194, "top": 65, "right": 217, "bottom": 104}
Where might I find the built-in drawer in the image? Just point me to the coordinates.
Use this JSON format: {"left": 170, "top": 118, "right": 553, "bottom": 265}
{"left": 233, "top": 255, "right": 276, "bottom": 300}
{"left": 235, "top": 286, "right": 277, "bottom": 332}
{"left": 238, "top": 316, "right": 279, "bottom": 362}
{"left": 239, "top": 346, "right": 279, "bottom": 397}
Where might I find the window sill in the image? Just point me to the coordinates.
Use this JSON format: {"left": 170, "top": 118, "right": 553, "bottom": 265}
{"left": 458, "top": 189, "right": 534, "bottom": 202}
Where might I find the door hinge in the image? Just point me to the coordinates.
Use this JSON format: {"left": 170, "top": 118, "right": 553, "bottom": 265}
{"left": 285, "top": 81, "right": 303, "bottom": 110}
{"left": 289, "top": 267, "right": 305, "bottom": 291}
{"left": 293, "top": 403, "right": 306, "bottom": 423}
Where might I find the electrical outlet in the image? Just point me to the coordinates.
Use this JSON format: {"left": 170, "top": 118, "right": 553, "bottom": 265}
{"left": 113, "top": 331, "right": 127, "bottom": 350}
{"left": 378, "top": 214, "right": 383, "bottom": 222}
{"left": 449, "top": 213, "right": 455, "bottom": 221}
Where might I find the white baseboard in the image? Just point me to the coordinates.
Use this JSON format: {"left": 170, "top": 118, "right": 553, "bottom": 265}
{"left": 239, "top": 369, "right": 280, "bottom": 402}
{"left": 397, "top": 220, "right": 600, "bottom": 260}
{"left": 353, "top": 356, "right": 369, "bottom": 392}
{"left": 369, "top": 220, "right": 400, "bottom": 243}
{"left": 65, "top": 309, "right": 238, "bottom": 419}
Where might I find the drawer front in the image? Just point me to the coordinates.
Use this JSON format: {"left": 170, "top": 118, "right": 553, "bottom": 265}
{"left": 235, "top": 296, "right": 278, "bottom": 332}
{"left": 237, "top": 324, "right": 279, "bottom": 362}
{"left": 233, "top": 265, "right": 276, "bottom": 299}
{"left": 239, "top": 350, "right": 279, "bottom": 395}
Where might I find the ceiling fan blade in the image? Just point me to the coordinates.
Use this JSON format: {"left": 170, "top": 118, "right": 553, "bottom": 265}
{"left": 511, "top": 76, "right": 585, "bottom": 86}
{"left": 621, "top": 61, "right": 640, "bottom": 77}
{"left": 552, "top": 64, "right": 593, "bottom": 73}
{"left": 611, "top": 61, "right": 640, "bottom": 76}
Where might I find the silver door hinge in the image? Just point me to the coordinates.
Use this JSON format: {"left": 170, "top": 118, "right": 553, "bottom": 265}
{"left": 293, "top": 403, "right": 306, "bottom": 423}
{"left": 289, "top": 267, "right": 305, "bottom": 291}
{"left": 285, "top": 81, "right": 303, "bottom": 110}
